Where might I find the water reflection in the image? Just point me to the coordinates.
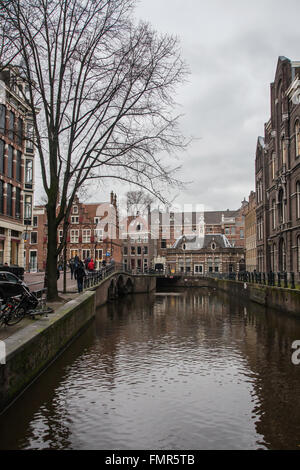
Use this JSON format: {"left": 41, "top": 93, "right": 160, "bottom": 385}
{"left": 0, "top": 289, "right": 300, "bottom": 449}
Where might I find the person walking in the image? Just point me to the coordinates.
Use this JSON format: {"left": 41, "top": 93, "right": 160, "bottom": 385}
{"left": 76, "top": 261, "right": 86, "bottom": 293}
{"left": 69, "top": 258, "right": 75, "bottom": 280}
{"left": 87, "top": 258, "right": 95, "bottom": 272}
{"left": 74, "top": 255, "right": 80, "bottom": 280}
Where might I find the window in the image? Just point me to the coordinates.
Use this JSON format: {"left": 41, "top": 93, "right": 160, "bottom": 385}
{"left": 281, "top": 136, "right": 287, "bottom": 166}
{"left": 231, "top": 227, "right": 235, "bottom": 235}
{"left": 17, "top": 118, "right": 23, "bottom": 146}
{"left": 16, "top": 151, "right": 22, "bottom": 182}
{"left": 272, "top": 153, "right": 276, "bottom": 180}
{"left": 82, "top": 229, "right": 91, "bottom": 243}
{"left": 94, "top": 217, "right": 100, "bottom": 225}
{"left": 131, "top": 246, "right": 136, "bottom": 255}
{"left": 272, "top": 199, "right": 276, "bottom": 229}
{"left": 0, "top": 180, "right": 3, "bottom": 213}
{"left": 295, "top": 121, "right": 300, "bottom": 158}
{"left": 0, "top": 140, "right": 4, "bottom": 175}
{"left": 8, "top": 111, "right": 15, "bottom": 141}
{"left": 33, "top": 216, "right": 38, "bottom": 227}
{"left": 25, "top": 159, "right": 33, "bottom": 187}
{"left": 211, "top": 242, "right": 216, "bottom": 250}
{"left": 123, "top": 246, "right": 128, "bottom": 255}
{"left": 7, "top": 145, "right": 13, "bottom": 178}
{"left": 58, "top": 230, "right": 63, "bottom": 243}
{"left": 297, "top": 182, "right": 300, "bottom": 219}
{"left": 71, "top": 215, "right": 79, "bottom": 224}
{"left": 161, "top": 239, "right": 167, "bottom": 249}
{"left": 278, "top": 189, "right": 284, "bottom": 224}
{"left": 26, "top": 122, "right": 34, "bottom": 153}
{"left": 240, "top": 229, "right": 244, "bottom": 239}
{"left": 137, "top": 246, "right": 142, "bottom": 255}
{"left": 70, "top": 230, "right": 79, "bottom": 243}
{"left": 0, "top": 105, "right": 6, "bottom": 134}
{"left": 225, "top": 227, "right": 230, "bottom": 235}
{"left": 24, "top": 195, "right": 32, "bottom": 220}
{"left": 82, "top": 249, "right": 91, "bottom": 260}
{"left": 72, "top": 205, "right": 78, "bottom": 214}
{"left": 30, "top": 232, "right": 37, "bottom": 244}
{"left": 143, "top": 246, "right": 148, "bottom": 255}
{"left": 15, "top": 187, "right": 21, "bottom": 218}
{"left": 6, "top": 183, "right": 12, "bottom": 216}
{"left": 279, "top": 238, "right": 286, "bottom": 272}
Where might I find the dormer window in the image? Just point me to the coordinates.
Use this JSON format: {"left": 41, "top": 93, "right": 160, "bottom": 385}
{"left": 211, "top": 242, "right": 216, "bottom": 251}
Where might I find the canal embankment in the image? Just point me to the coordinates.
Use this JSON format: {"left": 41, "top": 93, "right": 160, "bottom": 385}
{"left": 0, "top": 290, "right": 95, "bottom": 413}
{"left": 0, "top": 272, "right": 156, "bottom": 413}
{"left": 210, "top": 278, "right": 300, "bottom": 316}
{"left": 156, "top": 275, "right": 300, "bottom": 316}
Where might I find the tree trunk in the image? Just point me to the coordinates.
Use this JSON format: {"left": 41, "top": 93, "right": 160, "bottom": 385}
{"left": 63, "top": 242, "right": 67, "bottom": 294}
{"left": 46, "top": 203, "right": 59, "bottom": 301}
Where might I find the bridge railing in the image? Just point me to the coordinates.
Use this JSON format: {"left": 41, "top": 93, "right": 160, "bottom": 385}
{"left": 203, "top": 271, "right": 300, "bottom": 290}
{"left": 83, "top": 263, "right": 135, "bottom": 288}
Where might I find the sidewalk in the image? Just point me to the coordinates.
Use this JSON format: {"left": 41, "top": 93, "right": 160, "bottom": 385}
{"left": 24, "top": 270, "right": 78, "bottom": 293}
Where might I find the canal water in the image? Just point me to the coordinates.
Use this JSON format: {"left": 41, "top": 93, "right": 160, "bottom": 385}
{"left": 1, "top": 288, "right": 300, "bottom": 450}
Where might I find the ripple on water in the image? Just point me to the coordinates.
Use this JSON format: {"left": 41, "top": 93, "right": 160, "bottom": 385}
{"left": 1, "top": 290, "right": 299, "bottom": 450}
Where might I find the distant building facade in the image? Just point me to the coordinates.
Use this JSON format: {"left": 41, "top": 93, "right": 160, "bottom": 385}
{"left": 24, "top": 192, "right": 122, "bottom": 271}
{"left": 243, "top": 191, "right": 257, "bottom": 272}
{"left": 255, "top": 56, "right": 300, "bottom": 277}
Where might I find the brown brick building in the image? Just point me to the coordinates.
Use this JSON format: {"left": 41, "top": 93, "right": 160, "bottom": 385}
{"left": 255, "top": 56, "right": 300, "bottom": 277}
{"left": 24, "top": 192, "right": 122, "bottom": 272}
{"left": 0, "top": 66, "right": 35, "bottom": 267}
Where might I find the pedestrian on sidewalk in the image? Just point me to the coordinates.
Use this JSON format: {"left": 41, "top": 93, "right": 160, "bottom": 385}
{"left": 76, "top": 261, "right": 86, "bottom": 293}
{"left": 85, "top": 256, "right": 91, "bottom": 270}
{"left": 74, "top": 255, "right": 80, "bottom": 280}
{"left": 87, "top": 258, "right": 95, "bottom": 272}
{"left": 69, "top": 258, "right": 75, "bottom": 280}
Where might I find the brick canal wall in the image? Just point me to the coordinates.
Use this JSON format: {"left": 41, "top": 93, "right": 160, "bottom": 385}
{"left": 208, "top": 278, "right": 300, "bottom": 316}
{"left": 0, "top": 274, "right": 156, "bottom": 413}
{"left": 157, "top": 275, "right": 300, "bottom": 316}
{"left": 0, "top": 290, "right": 96, "bottom": 413}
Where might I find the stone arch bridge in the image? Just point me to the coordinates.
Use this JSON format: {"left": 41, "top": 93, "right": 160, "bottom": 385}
{"left": 89, "top": 270, "right": 156, "bottom": 307}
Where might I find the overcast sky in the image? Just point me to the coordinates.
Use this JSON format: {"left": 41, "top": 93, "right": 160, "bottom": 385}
{"left": 127, "top": 0, "right": 300, "bottom": 211}
{"left": 33, "top": 0, "right": 300, "bottom": 212}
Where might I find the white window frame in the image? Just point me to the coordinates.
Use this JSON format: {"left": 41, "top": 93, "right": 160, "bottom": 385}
{"left": 82, "top": 229, "right": 91, "bottom": 243}
{"left": 71, "top": 215, "right": 79, "bottom": 224}
{"left": 70, "top": 229, "right": 79, "bottom": 243}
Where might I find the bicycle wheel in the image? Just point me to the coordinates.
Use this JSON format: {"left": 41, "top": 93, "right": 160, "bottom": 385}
{"left": 0, "top": 313, "right": 6, "bottom": 327}
{"left": 6, "top": 306, "right": 26, "bottom": 326}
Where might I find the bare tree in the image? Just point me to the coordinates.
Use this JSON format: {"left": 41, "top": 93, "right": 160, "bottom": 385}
{"left": 126, "top": 190, "right": 154, "bottom": 216}
{"left": 0, "top": 0, "right": 189, "bottom": 301}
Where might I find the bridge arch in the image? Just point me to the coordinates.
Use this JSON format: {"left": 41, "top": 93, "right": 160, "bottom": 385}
{"left": 108, "top": 279, "right": 116, "bottom": 300}
{"left": 116, "top": 275, "right": 126, "bottom": 296}
{"left": 125, "top": 277, "right": 134, "bottom": 294}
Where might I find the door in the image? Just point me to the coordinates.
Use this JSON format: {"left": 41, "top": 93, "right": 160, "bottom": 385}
{"left": 29, "top": 251, "right": 37, "bottom": 272}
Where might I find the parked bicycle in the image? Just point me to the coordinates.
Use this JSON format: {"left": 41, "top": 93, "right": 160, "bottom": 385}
{"left": 0, "top": 285, "right": 54, "bottom": 327}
